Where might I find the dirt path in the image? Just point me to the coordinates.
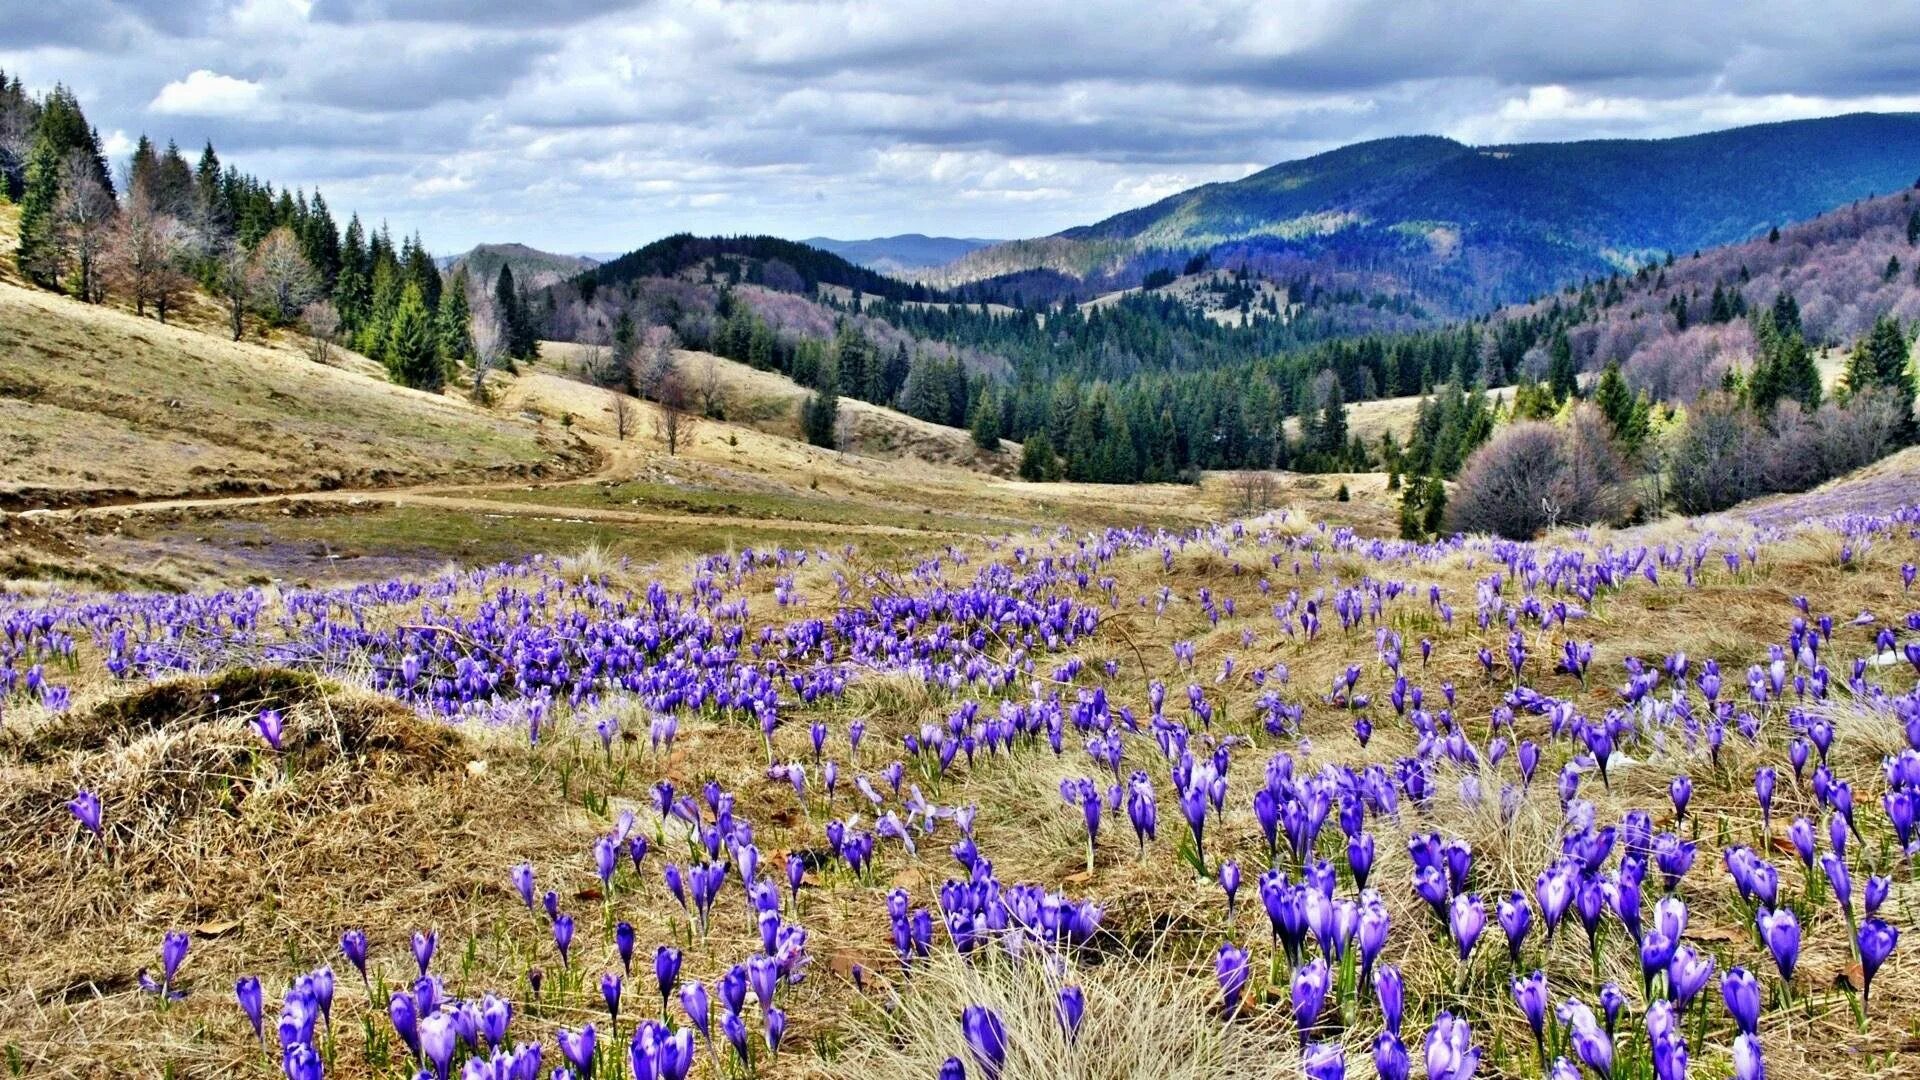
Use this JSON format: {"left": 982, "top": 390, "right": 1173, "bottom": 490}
{"left": 14, "top": 443, "right": 973, "bottom": 541}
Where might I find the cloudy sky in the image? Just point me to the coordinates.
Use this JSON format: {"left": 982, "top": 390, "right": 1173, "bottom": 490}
{"left": 7, "top": 0, "right": 1920, "bottom": 255}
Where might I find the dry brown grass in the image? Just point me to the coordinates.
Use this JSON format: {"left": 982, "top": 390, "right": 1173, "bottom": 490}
{"left": 0, "top": 279, "right": 591, "bottom": 510}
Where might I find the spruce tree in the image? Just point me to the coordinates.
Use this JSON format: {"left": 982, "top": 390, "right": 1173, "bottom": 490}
{"left": 1844, "top": 315, "right": 1916, "bottom": 443}
{"left": 970, "top": 390, "right": 1001, "bottom": 451}
{"left": 14, "top": 134, "right": 61, "bottom": 286}
{"left": 803, "top": 388, "right": 839, "bottom": 448}
{"left": 437, "top": 271, "right": 473, "bottom": 369}
{"left": 383, "top": 282, "right": 443, "bottom": 391}
{"left": 1594, "top": 361, "right": 1634, "bottom": 439}
{"left": 1018, "top": 430, "right": 1058, "bottom": 481}
{"left": 1547, "top": 331, "right": 1578, "bottom": 401}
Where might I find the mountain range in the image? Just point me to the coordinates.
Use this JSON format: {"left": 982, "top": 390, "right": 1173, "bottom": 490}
{"left": 932, "top": 112, "right": 1920, "bottom": 313}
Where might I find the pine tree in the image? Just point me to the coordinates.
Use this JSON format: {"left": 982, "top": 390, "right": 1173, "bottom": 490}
{"left": 1547, "top": 331, "right": 1577, "bottom": 401}
{"left": 1316, "top": 377, "right": 1348, "bottom": 457}
{"left": 969, "top": 390, "right": 1002, "bottom": 451}
{"left": 1018, "top": 430, "right": 1058, "bottom": 481}
{"left": 437, "top": 270, "right": 473, "bottom": 369}
{"left": 14, "top": 134, "right": 61, "bottom": 286}
{"left": 1908, "top": 208, "right": 1919, "bottom": 246}
{"left": 802, "top": 388, "right": 839, "bottom": 448}
{"left": 383, "top": 281, "right": 443, "bottom": 391}
{"left": 1844, "top": 315, "right": 1916, "bottom": 443}
{"left": 1593, "top": 360, "right": 1634, "bottom": 440}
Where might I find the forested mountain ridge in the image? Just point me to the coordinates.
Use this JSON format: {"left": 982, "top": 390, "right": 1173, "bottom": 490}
{"left": 803, "top": 234, "right": 999, "bottom": 277}
{"left": 936, "top": 113, "right": 1920, "bottom": 312}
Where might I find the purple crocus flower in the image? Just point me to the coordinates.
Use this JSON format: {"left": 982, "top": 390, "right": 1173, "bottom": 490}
{"left": 1757, "top": 907, "right": 1801, "bottom": 983}
{"left": 655, "top": 946, "right": 682, "bottom": 1014}
{"left": 340, "top": 929, "right": 369, "bottom": 984}
{"left": 1373, "top": 1033, "right": 1410, "bottom": 1080}
{"left": 601, "top": 971, "right": 623, "bottom": 1026}
{"left": 419, "top": 1010, "right": 456, "bottom": 1080}
{"left": 1498, "top": 892, "right": 1532, "bottom": 964}
{"left": 1304, "top": 1041, "right": 1346, "bottom": 1080}
{"left": 679, "top": 981, "right": 710, "bottom": 1037}
{"left": 1669, "top": 776, "right": 1691, "bottom": 821}
{"left": 1820, "top": 852, "right": 1853, "bottom": 917}
{"left": 1721, "top": 967, "right": 1760, "bottom": 1035}
{"left": 961, "top": 1004, "right": 1008, "bottom": 1080}
{"left": 139, "top": 931, "right": 190, "bottom": 1000}
{"left": 1449, "top": 893, "right": 1486, "bottom": 962}
{"left": 411, "top": 929, "right": 436, "bottom": 978}
{"left": 658, "top": 1027, "right": 695, "bottom": 1080}
{"left": 389, "top": 991, "right": 420, "bottom": 1062}
{"left": 1559, "top": 1000, "right": 1612, "bottom": 1079}
{"left": 552, "top": 913, "right": 575, "bottom": 967}
{"left": 615, "top": 921, "right": 636, "bottom": 976}
{"left": 556, "top": 1023, "right": 597, "bottom": 1074}
{"left": 939, "top": 1058, "right": 967, "bottom": 1080}
{"left": 1424, "top": 1011, "right": 1481, "bottom": 1080}
{"left": 479, "top": 993, "right": 511, "bottom": 1048}
{"left": 1374, "top": 964, "right": 1405, "bottom": 1036}
{"left": 1057, "top": 986, "right": 1085, "bottom": 1041}
{"left": 722, "top": 1010, "right": 749, "bottom": 1064}
{"left": 234, "top": 976, "right": 264, "bottom": 1041}
{"left": 1219, "top": 859, "right": 1242, "bottom": 922}
{"left": 69, "top": 790, "right": 103, "bottom": 838}
{"left": 1216, "top": 942, "right": 1250, "bottom": 1018}
{"left": 255, "top": 709, "right": 285, "bottom": 751}
{"left": 1513, "top": 970, "right": 1549, "bottom": 1049}
{"left": 1858, "top": 917, "right": 1900, "bottom": 1011}
{"left": 1732, "top": 1033, "right": 1766, "bottom": 1080}
{"left": 1292, "top": 957, "right": 1330, "bottom": 1038}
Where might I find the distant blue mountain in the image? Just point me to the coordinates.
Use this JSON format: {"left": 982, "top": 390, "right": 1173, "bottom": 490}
{"left": 802, "top": 234, "right": 1000, "bottom": 277}
{"left": 942, "top": 112, "right": 1920, "bottom": 311}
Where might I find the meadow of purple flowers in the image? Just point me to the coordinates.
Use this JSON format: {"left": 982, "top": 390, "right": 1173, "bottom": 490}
{"left": 4, "top": 500, "right": 1920, "bottom": 1079}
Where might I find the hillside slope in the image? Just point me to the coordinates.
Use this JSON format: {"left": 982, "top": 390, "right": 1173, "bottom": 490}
{"left": 532, "top": 341, "right": 1015, "bottom": 473}
{"left": 0, "top": 275, "right": 592, "bottom": 510}
{"left": 1509, "top": 187, "right": 1920, "bottom": 398}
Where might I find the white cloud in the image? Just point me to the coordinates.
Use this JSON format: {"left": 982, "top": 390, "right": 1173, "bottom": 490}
{"left": 16, "top": 0, "right": 1920, "bottom": 253}
{"left": 148, "top": 70, "right": 267, "bottom": 117}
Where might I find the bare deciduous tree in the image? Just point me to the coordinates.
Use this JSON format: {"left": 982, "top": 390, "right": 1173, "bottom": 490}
{"left": 697, "top": 352, "right": 727, "bottom": 418}
{"left": 654, "top": 364, "right": 699, "bottom": 455}
{"left": 56, "top": 147, "right": 116, "bottom": 303}
{"left": 1234, "top": 470, "right": 1277, "bottom": 515}
{"left": 632, "top": 325, "right": 679, "bottom": 400}
{"left": 105, "top": 186, "right": 192, "bottom": 322}
{"left": 470, "top": 308, "right": 507, "bottom": 403}
{"left": 214, "top": 243, "right": 253, "bottom": 341}
{"left": 301, "top": 300, "right": 341, "bottom": 364}
{"left": 247, "top": 225, "right": 319, "bottom": 324}
{"left": 1445, "top": 421, "right": 1567, "bottom": 539}
{"left": 611, "top": 390, "right": 634, "bottom": 441}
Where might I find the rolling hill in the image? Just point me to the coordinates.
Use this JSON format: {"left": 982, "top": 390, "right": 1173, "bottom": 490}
{"left": 443, "top": 243, "right": 598, "bottom": 290}
{"left": 937, "top": 113, "right": 1920, "bottom": 314}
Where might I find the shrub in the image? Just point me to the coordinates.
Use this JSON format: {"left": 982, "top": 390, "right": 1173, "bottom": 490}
{"left": 1446, "top": 406, "right": 1630, "bottom": 538}
{"left": 1445, "top": 421, "right": 1565, "bottom": 538}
